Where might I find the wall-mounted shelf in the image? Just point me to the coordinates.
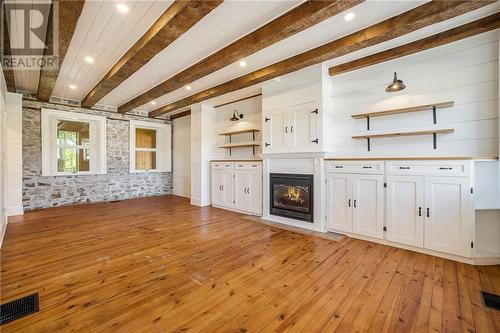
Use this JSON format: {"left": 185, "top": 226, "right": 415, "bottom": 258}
{"left": 219, "top": 128, "right": 260, "bottom": 136}
{"left": 352, "top": 101, "right": 455, "bottom": 151}
{"left": 352, "top": 128, "right": 454, "bottom": 139}
{"left": 219, "top": 141, "right": 260, "bottom": 148}
{"left": 351, "top": 101, "right": 454, "bottom": 119}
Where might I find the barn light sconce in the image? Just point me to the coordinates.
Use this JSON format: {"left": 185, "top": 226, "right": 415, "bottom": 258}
{"left": 230, "top": 110, "right": 244, "bottom": 121}
{"left": 385, "top": 72, "right": 406, "bottom": 92}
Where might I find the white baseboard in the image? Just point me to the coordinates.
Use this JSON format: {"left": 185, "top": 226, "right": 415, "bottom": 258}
{"left": 6, "top": 205, "right": 23, "bottom": 216}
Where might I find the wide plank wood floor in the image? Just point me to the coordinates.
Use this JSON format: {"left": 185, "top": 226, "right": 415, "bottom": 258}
{"left": 1, "top": 195, "right": 499, "bottom": 332}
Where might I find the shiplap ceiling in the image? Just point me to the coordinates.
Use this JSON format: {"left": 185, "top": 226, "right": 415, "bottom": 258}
{"left": 5, "top": 0, "right": 500, "bottom": 115}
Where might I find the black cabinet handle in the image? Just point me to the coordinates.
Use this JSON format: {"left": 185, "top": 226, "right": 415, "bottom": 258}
{"left": 335, "top": 165, "right": 343, "bottom": 169}
{"left": 363, "top": 166, "right": 372, "bottom": 169}
{"left": 418, "top": 207, "right": 422, "bottom": 217}
{"left": 348, "top": 199, "right": 351, "bottom": 207}
{"left": 311, "top": 109, "right": 318, "bottom": 114}
{"left": 439, "top": 167, "right": 452, "bottom": 170}
{"left": 312, "top": 138, "right": 319, "bottom": 144}
{"left": 265, "top": 142, "right": 270, "bottom": 147}
{"left": 290, "top": 126, "right": 294, "bottom": 133}
{"left": 221, "top": 185, "right": 224, "bottom": 191}
{"left": 426, "top": 208, "right": 430, "bottom": 218}
{"left": 353, "top": 200, "right": 357, "bottom": 208}
{"left": 285, "top": 126, "right": 288, "bottom": 133}
{"left": 399, "top": 166, "right": 410, "bottom": 170}
{"left": 265, "top": 117, "right": 270, "bottom": 122}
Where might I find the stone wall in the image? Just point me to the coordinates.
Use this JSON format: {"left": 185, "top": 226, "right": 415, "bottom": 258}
{"left": 22, "top": 99, "right": 173, "bottom": 211}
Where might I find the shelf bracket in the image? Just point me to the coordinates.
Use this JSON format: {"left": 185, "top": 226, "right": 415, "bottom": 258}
{"left": 433, "top": 133, "right": 437, "bottom": 149}
{"left": 432, "top": 106, "right": 437, "bottom": 124}
{"left": 366, "top": 116, "right": 370, "bottom": 130}
{"left": 367, "top": 138, "right": 371, "bottom": 151}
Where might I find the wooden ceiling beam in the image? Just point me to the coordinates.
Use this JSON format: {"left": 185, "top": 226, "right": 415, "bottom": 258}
{"left": 329, "top": 12, "right": 500, "bottom": 76}
{"left": 81, "top": 0, "right": 223, "bottom": 109}
{"left": 149, "top": 0, "right": 495, "bottom": 118}
{"left": 1, "top": 3, "right": 16, "bottom": 91}
{"left": 169, "top": 109, "right": 191, "bottom": 120}
{"left": 118, "top": 0, "right": 364, "bottom": 114}
{"left": 37, "top": 0, "right": 85, "bottom": 101}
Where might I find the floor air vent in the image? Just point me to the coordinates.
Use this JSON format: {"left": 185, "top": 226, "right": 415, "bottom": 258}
{"left": 482, "top": 291, "right": 500, "bottom": 311}
{"left": 0, "top": 293, "right": 39, "bottom": 325}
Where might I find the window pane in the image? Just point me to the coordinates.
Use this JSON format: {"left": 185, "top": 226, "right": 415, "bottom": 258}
{"left": 136, "top": 151, "right": 156, "bottom": 170}
{"left": 136, "top": 128, "right": 156, "bottom": 148}
{"left": 58, "top": 148, "right": 90, "bottom": 172}
{"left": 58, "top": 121, "right": 90, "bottom": 146}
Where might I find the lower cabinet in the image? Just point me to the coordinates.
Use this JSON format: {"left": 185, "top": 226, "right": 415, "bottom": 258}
{"left": 325, "top": 173, "right": 384, "bottom": 239}
{"left": 326, "top": 160, "right": 474, "bottom": 259}
{"left": 211, "top": 162, "right": 262, "bottom": 215}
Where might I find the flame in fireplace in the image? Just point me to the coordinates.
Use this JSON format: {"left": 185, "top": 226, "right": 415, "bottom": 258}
{"left": 283, "top": 186, "right": 305, "bottom": 205}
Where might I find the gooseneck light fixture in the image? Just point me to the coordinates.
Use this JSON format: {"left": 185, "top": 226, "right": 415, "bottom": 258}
{"left": 385, "top": 72, "right": 406, "bottom": 92}
{"left": 230, "top": 110, "right": 244, "bottom": 121}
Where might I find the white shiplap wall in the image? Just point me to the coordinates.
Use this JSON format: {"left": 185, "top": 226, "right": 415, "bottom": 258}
{"left": 0, "top": 67, "right": 7, "bottom": 246}
{"left": 173, "top": 115, "right": 191, "bottom": 198}
{"left": 213, "top": 95, "right": 262, "bottom": 160}
{"left": 5, "top": 93, "right": 23, "bottom": 216}
{"left": 329, "top": 31, "right": 499, "bottom": 158}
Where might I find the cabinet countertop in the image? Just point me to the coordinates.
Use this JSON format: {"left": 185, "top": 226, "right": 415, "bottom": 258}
{"left": 324, "top": 157, "right": 498, "bottom": 161}
{"left": 211, "top": 159, "right": 263, "bottom": 162}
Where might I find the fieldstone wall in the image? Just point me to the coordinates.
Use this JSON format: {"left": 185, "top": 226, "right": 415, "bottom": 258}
{"left": 22, "top": 99, "right": 173, "bottom": 211}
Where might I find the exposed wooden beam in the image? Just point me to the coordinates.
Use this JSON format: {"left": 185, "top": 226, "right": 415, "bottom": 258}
{"left": 37, "top": 0, "right": 85, "bottom": 101}
{"left": 118, "top": 0, "right": 364, "bottom": 114}
{"left": 81, "top": 0, "right": 223, "bottom": 109}
{"left": 329, "top": 12, "right": 500, "bottom": 76}
{"left": 1, "top": 5, "right": 16, "bottom": 91}
{"left": 214, "top": 93, "right": 262, "bottom": 108}
{"left": 149, "top": 0, "right": 495, "bottom": 118}
{"left": 170, "top": 109, "right": 191, "bottom": 120}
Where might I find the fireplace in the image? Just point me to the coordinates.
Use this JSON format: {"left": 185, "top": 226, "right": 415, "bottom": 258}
{"left": 270, "top": 173, "right": 313, "bottom": 223}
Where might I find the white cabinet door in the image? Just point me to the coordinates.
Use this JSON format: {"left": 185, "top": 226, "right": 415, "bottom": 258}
{"left": 247, "top": 171, "right": 262, "bottom": 215}
{"left": 220, "top": 170, "right": 234, "bottom": 208}
{"left": 352, "top": 175, "right": 384, "bottom": 239}
{"left": 263, "top": 110, "right": 288, "bottom": 153}
{"left": 234, "top": 171, "right": 248, "bottom": 212}
{"left": 386, "top": 176, "right": 424, "bottom": 247}
{"left": 211, "top": 169, "right": 225, "bottom": 207}
{"left": 325, "top": 174, "right": 353, "bottom": 233}
{"left": 288, "top": 102, "right": 318, "bottom": 152}
{"left": 424, "top": 177, "right": 473, "bottom": 258}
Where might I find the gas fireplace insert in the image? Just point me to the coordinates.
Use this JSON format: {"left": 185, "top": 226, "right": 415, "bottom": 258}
{"left": 270, "top": 173, "right": 313, "bottom": 223}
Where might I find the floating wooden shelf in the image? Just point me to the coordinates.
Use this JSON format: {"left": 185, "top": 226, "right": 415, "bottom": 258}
{"left": 351, "top": 101, "right": 454, "bottom": 119}
{"left": 219, "top": 128, "right": 260, "bottom": 136}
{"left": 352, "top": 128, "right": 454, "bottom": 139}
{"left": 219, "top": 141, "right": 261, "bottom": 148}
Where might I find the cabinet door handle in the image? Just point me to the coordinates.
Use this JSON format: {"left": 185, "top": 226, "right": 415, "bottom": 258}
{"left": 426, "top": 208, "right": 430, "bottom": 218}
{"left": 311, "top": 109, "right": 319, "bottom": 114}
{"left": 265, "top": 117, "right": 270, "bottom": 122}
{"left": 265, "top": 142, "right": 270, "bottom": 147}
{"left": 362, "top": 166, "right": 372, "bottom": 169}
{"left": 290, "top": 126, "right": 294, "bottom": 133}
{"left": 353, "top": 200, "right": 357, "bottom": 208}
{"left": 439, "top": 167, "right": 453, "bottom": 170}
{"left": 285, "top": 126, "right": 288, "bottom": 133}
{"left": 418, "top": 207, "right": 422, "bottom": 217}
{"left": 247, "top": 187, "right": 250, "bottom": 194}
{"left": 312, "top": 138, "right": 319, "bottom": 144}
{"left": 348, "top": 199, "right": 351, "bottom": 207}
{"left": 221, "top": 185, "right": 224, "bottom": 191}
{"left": 399, "top": 166, "right": 410, "bottom": 170}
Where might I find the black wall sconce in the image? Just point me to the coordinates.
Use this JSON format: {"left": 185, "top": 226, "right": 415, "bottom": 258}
{"left": 230, "top": 110, "right": 244, "bottom": 121}
{"left": 385, "top": 72, "right": 406, "bottom": 92}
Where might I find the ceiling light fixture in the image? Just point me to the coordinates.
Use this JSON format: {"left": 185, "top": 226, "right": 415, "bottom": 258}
{"left": 69, "top": 84, "right": 77, "bottom": 90}
{"left": 385, "top": 72, "right": 406, "bottom": 92}
{"left": 84, "top": 56, "right": 94, "bottom": 63}
{"left": 344, "top": 12, "right": 355, "bottom": 21}
{"left": 116, "top": 3, "right": 129, "bottom": 13}
{"left": 185, "top": 85, "right": 192, "bottom": 90}
{"left": 230, "top": 110, "right": 243, "bottom": 121}
{"left": 239, "top": 61, "right": 247, "bottom": 67}
{"left": 151, "top": 101, "right": 156, "bottom": 105}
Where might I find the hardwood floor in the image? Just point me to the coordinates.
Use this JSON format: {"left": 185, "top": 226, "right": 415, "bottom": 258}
{"left": 1, "top": 195, "right": 499, "bottom": 332}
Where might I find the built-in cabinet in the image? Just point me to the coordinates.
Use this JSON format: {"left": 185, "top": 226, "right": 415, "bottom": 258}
{"left": 211, "top": 161, "right": 262, "bottom": 215}
{"left": 326, "top": 160, "right": 474, "bottom": 259}
{"left": 262, "top": 101, "right": 319, "bottom": 154}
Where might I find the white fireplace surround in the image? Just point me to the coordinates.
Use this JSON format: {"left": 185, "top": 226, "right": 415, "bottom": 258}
{"left": 262, "top": 154, "right": 326, "bottom": 232}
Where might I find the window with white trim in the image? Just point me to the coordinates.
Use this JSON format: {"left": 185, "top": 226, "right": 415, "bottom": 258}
{"left": 42, "top": 109, "right": 107, "bottom": 176}
{"left": 129, "top": 120, "right": 171, "bottom": 173}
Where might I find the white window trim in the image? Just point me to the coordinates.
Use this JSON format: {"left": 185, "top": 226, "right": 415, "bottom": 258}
{"left": 41, "top": 108, "right": 107, "bottom": 176}
{"left": 130, "top": 120, "right": 171, "bottom": 173}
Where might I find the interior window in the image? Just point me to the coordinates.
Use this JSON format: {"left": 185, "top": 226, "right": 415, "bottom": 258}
{"left": 135, "top": 128, "right": 157, "bottom": 171}
{"left": 57, "top": 120, "right": 90, "bottom": 173}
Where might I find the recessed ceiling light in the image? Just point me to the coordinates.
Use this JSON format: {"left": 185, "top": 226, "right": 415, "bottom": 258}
{"left": 185, "top": 85, "right": 192, "bottom": 90}
{"left": 274, "top": 77, "right": 281, "bottom": 82}
{"left": 84, "top": 56, "right": 94, "bottom": 63}
{"left": 239, "top": 61, "right": 247, "bottom": 67}
{"left": 69, "top": 84, "right": 77, "bottom": 90}
{"left": 151, "top": 101, "right": 156, "bottom": 105}
{"left": 344, "top": 12, "right": 355, "bottom": 21}
{"left": 116, "top": 3, "right": 129, "bottom": 13}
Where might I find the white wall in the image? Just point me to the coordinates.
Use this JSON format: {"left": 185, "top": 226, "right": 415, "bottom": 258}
{"left": 5, "top": 93, "right": 23, "bottom": 216}
{"left": 329, "top": 31, "right": 499, "bottom": 158}
{"left": 0, "top": 66, "right": 7, "bottom": 246}
{"left": 213, "top": 95, "right": 262, "bottom": 160}
{"left": 173, "top": 115, "right": 191, "bottom": 198}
